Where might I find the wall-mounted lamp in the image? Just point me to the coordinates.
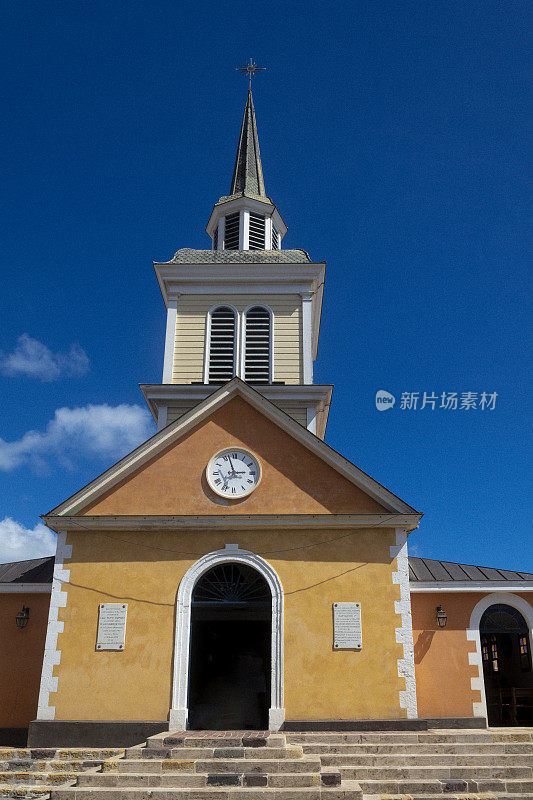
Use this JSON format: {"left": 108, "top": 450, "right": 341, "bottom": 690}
{"left": 436, "top": 605, "right": 447, "bottom": 628}
{"left": 15, "top": 606, "right": 30, "bottom": 629}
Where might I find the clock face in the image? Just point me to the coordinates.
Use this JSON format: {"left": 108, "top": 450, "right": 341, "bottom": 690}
{"left": 206, "top": 448, "right": 261, "bottom": 499}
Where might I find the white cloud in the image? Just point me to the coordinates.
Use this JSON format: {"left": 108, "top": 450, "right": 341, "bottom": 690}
{"left": 0, "top": 334, "right": 90, "bottom": 381}
{"left": 0, "top": 517, "right": 56, "bottom": 562}
{"left": 0, "top": 404, "right": 155, "bottom": 472}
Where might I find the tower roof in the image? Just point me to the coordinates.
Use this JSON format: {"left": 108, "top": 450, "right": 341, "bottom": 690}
{"left": 229, "top": 88, "right": 266, "bottom": 199}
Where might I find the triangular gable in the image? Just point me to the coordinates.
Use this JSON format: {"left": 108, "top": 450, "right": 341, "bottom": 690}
{"left": 45, "top": 379, "right": 419, "bottom": 518}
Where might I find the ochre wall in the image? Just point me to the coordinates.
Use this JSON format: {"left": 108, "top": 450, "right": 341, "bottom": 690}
{"left": 82, "top": 397, "right": 388, "bottom": 517}
{"left": 50, "top": 526, "right": 405, "bottom": 722}
{"left": 0, "top": 592, "right": 50, "bottom": 728}
{"left": 47, "top": 396, "right": 406, "bottom": 722}
{"left": 412, "top": 591, "right": 533, "bottom": 719}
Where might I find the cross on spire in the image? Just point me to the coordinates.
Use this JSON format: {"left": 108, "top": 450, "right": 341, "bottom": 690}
{"left": 236, "top": 58, "right": 266, "bottom": 90}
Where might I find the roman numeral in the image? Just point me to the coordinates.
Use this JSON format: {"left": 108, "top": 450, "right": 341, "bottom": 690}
{"left": 232, "top": 452, "right": 238, "bottom": 459}
{"left": 231, "top": 487, "right": 236, "bottom": 494}
{"left": 214, "top": 479, "right": 221, "bottom": 486}
{"left": 247, "top": 479, "right": 253, "bottom": 484}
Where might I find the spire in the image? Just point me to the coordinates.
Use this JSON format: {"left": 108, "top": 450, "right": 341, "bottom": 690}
{"left": 229, "top": 88, "right": 266, "bottom": 198}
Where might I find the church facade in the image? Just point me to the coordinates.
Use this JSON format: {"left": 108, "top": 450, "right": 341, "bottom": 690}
{"left": 2, "top": 89, "right": 531, "bottom": 746}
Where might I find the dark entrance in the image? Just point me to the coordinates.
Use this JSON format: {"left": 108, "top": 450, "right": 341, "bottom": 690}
{"left": 188, "top": 562, "right": 271, "bottom": 730}
{"left": 480, "top": 604, "right": 533, "bottom": 726}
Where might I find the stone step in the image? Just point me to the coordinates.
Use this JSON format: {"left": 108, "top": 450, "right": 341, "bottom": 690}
{"left": 48, "top": 784, "right": 362, "bottom": 799}
{"left": 300, "top": 741, "right": 533, "bottom": 754}
{"left": 340, "top": 763, "right": 533, "bottom": 779}
{"left": 144, "top": 734, "right": 285, "bottom": 750}
{"left": 116, "top": 753, "right": 308, "bottom": 774}
{"left": 363, "top": 795, "right": 533, "bottom": 800}
{"left": 193, "top": 758, "right": 322, "bottom": 773}
{"left": 358, "top": 775, "right": 533, "bottom": 795}
{"left": 0, "top": 751, "right": 123, "bottom": 762}
{"left": 0, "top": 772, "right": 77, "bottom": 785}
{"left": 287, "top": 731, "right": 533, "bottom": 745}
{"left": 0, "top": 761, "right": 112, "bottom": 773}
{"left": 76, "top": 771, "right": 324, "bottom": 788}
{"left": 321, "top": 752, "right": 533, "bottom": 767}
{"left": 124, "top": 745, "right": 301, "bottom": 761}
{"left": 0, "top": 787, "right": 57, "bottom": 798}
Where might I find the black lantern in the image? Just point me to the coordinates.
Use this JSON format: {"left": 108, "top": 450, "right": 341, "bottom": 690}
{"left": 15, "top": 606, "right": 30, "bottom": 629}
{"left": 436, "top": 605, "right": 447, "bottom": 628}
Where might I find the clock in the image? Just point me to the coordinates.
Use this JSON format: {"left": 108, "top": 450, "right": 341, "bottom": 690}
{"left": 206, "top": 447, "right": 262, "bottom": 499}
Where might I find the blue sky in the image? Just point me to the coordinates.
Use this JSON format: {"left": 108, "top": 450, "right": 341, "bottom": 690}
{"left": 1, "top": 0, "right": 531, "bottom": 570}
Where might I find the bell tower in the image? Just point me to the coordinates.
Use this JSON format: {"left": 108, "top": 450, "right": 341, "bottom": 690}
{"left": 141, "top": 86, "right": 332, "bottom": 438}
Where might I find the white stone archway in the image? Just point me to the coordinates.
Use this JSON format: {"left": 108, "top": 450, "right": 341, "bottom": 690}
{"left": 170, "top": 547, "right": 284, "bottom": 730}
{"left": 467, "top": 592, "right": 533, "bottom": 720}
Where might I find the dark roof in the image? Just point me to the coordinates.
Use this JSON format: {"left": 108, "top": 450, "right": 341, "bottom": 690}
{"left": 229, "top": 88, "right": 266, "bottom": 199}
{"left": 169, "top": 248, "right": 312, "bottom": 264}
{"left": 0, "top": 556, "right": 54, "bottom": 584}
{"left": 409, "top": 557, "right": 533, "bottom": 583}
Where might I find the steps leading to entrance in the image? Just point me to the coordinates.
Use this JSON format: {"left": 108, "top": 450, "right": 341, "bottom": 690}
{"left": 0, "top": 748, "right": 124, "bottom": 799}
{"left": 5, "top": 729, "right": 531, "bottom": 800}
{"left": 286, "top": 728, "right": 533, "bottom": 798}
{"left": 47, "top": 733, "right": 360, "bottom": 799}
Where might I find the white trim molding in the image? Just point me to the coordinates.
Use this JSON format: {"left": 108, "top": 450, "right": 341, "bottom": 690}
{"left": 391, "top": 529, "right": 418, "bottom": 719}
{"left": 242, "top": 303, "right": 273, "bottom": 384}
{"left": 36, "top": 532, "right": 72, "bottom": 720}
{"left": 203, "top": 303, "right": 239, "bottom": 384}
{"left": 411, "top": 582, "right": 533, "bottom": 593}
{"left": 300, "top": 292, "right": 313, "bottom": 384}
{"left": 466, "top": 591, "right": 533, "bottom": 719}
{"left": 42, "top": 513, "right": 421, "bottom": 533}
{"left": 170, "top": 547, "right": 284, "bottom": 731}
{"left": 162, "top": 298, "right": 178, "bottom": 383}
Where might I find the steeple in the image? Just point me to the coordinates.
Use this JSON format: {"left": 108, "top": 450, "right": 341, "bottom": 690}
{"left": 229, "top": 88, "right": 266, "bottom": 199}
{"left": 206, "top": 88, "right": 287, "bottom": 251}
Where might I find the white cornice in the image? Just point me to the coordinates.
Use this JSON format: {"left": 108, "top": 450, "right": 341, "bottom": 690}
{"left": 0, "top": 583, "right": 52, "bottom": 593}
{"left": 41, "top": 514, "right": 420, "bottom": 533}
{"left": 45, "top": 379, "right": 420, "bottom": 519}
{"left": 410, "top": 582, "right": 533, "bottom": 593}
{"left": 139, "top": 383, "right": 333, "bottom": 436}
{"left": 153, "top": 262, "right": 326, "bottom": 360}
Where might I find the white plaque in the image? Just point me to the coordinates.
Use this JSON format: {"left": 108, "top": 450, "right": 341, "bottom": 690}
{"left": 333, "top": 602, "right": 362, "bottom": 650}
{"left": 96, "top": 603, "right": 127, "bottom": 650}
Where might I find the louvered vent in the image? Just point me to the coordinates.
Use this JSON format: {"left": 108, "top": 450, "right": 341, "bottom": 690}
{"left": 224, "top": 212, "right": 240, "bottom": 250}
{"left": 244, "top": 306, "right": 271, "bottom": 384}
{"left": 208, "top": 306, "right": 236, "bottom": 383}
{"left": 272, "top": 226, "right": 280, "bottom": 250}
{"left": 249, "top": 213, "right": 265, "bottom": 250}
{"left": 213, "top": 225, "right": 218, "bottom": 250}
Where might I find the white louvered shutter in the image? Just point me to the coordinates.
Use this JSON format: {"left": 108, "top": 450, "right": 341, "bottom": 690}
{"left": 249, "top": 213, "right": 265, "bottom": 249}
{"left": 224, "top": 212, "right": 240, "bottom": 250}
{"left": 208, "top": 306, "right": 236, "bottom": 383}
{"left": 244, "top": 306, "right": 271, "bottom": 384}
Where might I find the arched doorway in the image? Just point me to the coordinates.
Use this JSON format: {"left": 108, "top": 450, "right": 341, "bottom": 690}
{"left": 170, "top": 548, "right": 284, "bottom": 731}
{"left": 480, "top": 603, "right": 533, "bottom": 726}
{"left": 188, "top": 562, "right": 271, "bottom": 729}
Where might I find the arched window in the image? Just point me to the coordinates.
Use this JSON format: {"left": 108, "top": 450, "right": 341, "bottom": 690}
{"left": 207, "top": 306, "right": 237, "bottom": 383}
{"left": 244, "top": 306, "right": 272, "bottom": 384}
